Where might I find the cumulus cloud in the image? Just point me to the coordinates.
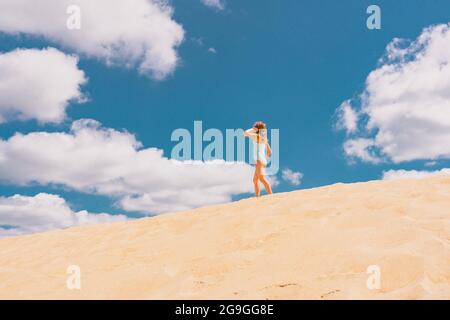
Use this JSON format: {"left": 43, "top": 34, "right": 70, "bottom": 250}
{"left": 0, "top": 193, "right": 126, "bottom": 237}
{"left": 343, "top": 138, "right": 382, "bottom": 164}
{"left": 201, "top": 0, "right": 225, "bottom": 10}
{"left": 336, "top": 100, "right": 358, "bottom": 134}
{"left": 0, "top": 119, "right": 255, "bottom": 214}
{"left": 0, "top": 48, "right": 87, "bottom": 123}
{"left": 336, "top": 23, "right": 450, "bottom": 163}
{"left": 281, "top": 168, "right": 303, "bottom": 186}
{"left": 382, "top": 168, "right": 450, "bottom": 180}
{"left": 0, "top": 0, "right": 184, "bottom": 79}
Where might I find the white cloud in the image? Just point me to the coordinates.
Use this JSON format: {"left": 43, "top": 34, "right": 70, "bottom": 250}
{"left": 425, "top": 161, "right": 438, "bottom": 167}
{"left": 281, "top": 168, "right": 303, "bottom": 186}
{"left": 336, "top": 23, "right": 450, "bottom": 163}
{"left": 0, "top": 48, "right": 87, "bottom": 124}
{"left": 208, "top": 47, "right": 217, "bottom": 54}
{"left": 0, "top": 119, "right": 255, "bottom": 214}
{"left": 382, "top": 168, "right": 450, "bottom": 181}
{"left": 192, "top": 37, "right": 205, "bottom": 47}
{"left": 201, "top": 0, "right": 225, "bottom": 10}
{"left": 0, "top": 193, "right": 126, "bottom": 237}
{"left": 0, "top": 0, "right": 184, "bottom": 80}
{"left": 343, "top": 138, "right": 382, "bottom": 164}
{"left": 336, "top": 100, "right": 358, "bottom": 134}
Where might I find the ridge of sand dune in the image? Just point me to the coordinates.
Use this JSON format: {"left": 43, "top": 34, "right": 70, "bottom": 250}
{"left": 0, "top": 176, "right": 449, "bottom": 299}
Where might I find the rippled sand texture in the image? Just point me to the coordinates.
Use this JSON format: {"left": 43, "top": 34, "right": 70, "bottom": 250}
{"left": 0, "top": 176, "right": 449, "bottom": 299}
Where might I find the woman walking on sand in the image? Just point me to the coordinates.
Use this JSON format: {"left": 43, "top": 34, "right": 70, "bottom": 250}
{"left": 244, "top": 121, "right": 273, "bottom": 197}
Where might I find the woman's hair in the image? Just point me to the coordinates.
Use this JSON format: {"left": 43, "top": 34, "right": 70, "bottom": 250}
{"left": 253, "top": 121, "right": 266, "bottom": 131}
{"left": 253, "top": 121, "right": 267, "bottom": 143}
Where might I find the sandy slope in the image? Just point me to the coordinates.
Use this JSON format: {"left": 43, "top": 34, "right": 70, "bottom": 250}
{"left": 0, "top": 176, "right": 449, "bottom": 300}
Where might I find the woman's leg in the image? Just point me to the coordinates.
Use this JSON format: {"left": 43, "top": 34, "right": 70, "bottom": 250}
{"left": 253, "top": 168, "right": 261, "bottom": 197}
{"left": 258, "top": 163, "right": 273, "bottom": 195}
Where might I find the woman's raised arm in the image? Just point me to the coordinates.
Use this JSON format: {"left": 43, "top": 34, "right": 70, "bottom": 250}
{"left": 244, "top": 128, "right": 258, "bottom": 141}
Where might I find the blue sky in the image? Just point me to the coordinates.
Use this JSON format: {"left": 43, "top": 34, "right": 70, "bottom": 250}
{"left": 0, "top": 0, "right": 450, "bottom": 235}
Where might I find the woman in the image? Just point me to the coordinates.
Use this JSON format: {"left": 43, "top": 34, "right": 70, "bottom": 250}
{"left": 244, "top": 121, "right": 273, "bottom": 197}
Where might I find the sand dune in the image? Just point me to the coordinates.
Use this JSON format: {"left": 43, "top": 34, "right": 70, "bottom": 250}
{"left": 0, "top": 176, "right": 449, "bottom": 299}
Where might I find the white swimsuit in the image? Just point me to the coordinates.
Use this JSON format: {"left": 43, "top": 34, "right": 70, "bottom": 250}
{"left": 254, "top": 141, "right": 268, "bottom": 166}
